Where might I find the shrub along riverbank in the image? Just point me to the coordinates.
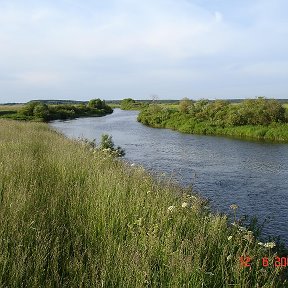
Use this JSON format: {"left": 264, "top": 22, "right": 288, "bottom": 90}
{"left": 0, "top": 98, "right": 113, "bottom": 122}
{"left": 137, "top": 98, "right": 288, "bottom": 142}
{"left": 0, "top": 119, "right": 286, "bottom": 287}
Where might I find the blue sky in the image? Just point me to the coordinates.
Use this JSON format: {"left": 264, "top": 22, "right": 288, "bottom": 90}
{"left": 0, "top": 0, "right": 288, "bottom": 102}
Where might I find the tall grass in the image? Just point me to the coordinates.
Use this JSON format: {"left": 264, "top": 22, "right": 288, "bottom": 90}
{"left": 0, "top": 105, "right": 23, "bottom": 111}
{"left": 0, "top": 119, "right": 286, "bottom": 287}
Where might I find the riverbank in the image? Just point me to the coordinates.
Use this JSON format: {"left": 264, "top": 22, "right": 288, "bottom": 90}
{"left": 137, "top": 99, "right": 288, "bottom": 143}
{"left": 0, "top": 119, "right": 286, "bottom": 287}
{"left": 0, "top": 99, "right": 113, "bottom": 122}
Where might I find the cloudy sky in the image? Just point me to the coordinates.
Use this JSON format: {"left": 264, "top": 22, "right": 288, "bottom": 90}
{"left": 0, "top": 0, "right": 288, "bottom": 103}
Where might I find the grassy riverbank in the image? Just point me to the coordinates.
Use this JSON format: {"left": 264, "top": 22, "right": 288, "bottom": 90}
{"left": 138, "top": 98, "right": 288, "bottom": 142}
{"left": 0, "top": 99, "right": 112, "bottom": 122}
{"left": 0, "top": 120, "right": 286, "bottom": 287}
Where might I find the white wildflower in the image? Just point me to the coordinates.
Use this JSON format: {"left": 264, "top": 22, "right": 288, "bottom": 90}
{"left": 181, "top": 202, "right": 189, "bottom": 208}
{"left": 167, "top": 205, "right": 176, "bottom": 212}
{"left": 131, "top": 163, "right": 135, "bottom": 167}
{"left": 264, "top": 242, "right": 276, "bottom": 249}
{"left": 230, "top": 204, "right": 238, "bottom": 210}
{"left": 227, "top": 255, "right": 232, "bottom": 261}
{"left": 135, "top": 218, "right": 143, "bottom": 226}
{"left": 227, "top": 236, "right": 233, "bottom": 241}
{"left": 238, "top": 226, "right": 247, "bottom": 232}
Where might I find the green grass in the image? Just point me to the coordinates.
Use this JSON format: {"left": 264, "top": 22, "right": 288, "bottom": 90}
{"left": 108, "top": 103, "right": 121, "bottom": 108}
{"left": 138, "top": 104, "right": 288, "bottom": 143}
{"left": 0, "top": 119, "right": 286, "bottom": 287}
{"left": 0, "top": 105, "right": 23, "bottom": 117}
{"left": 0, "top": 104, "right": 23, "bottom": 111}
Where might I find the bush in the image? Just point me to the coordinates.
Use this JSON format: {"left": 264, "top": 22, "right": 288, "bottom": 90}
{"left": 99, "top": 134, "right": 125, "bottom": 157}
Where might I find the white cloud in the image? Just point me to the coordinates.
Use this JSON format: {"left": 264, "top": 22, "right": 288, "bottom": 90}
{"left": 0, "top": 0, "right": 228, "bottom": 61}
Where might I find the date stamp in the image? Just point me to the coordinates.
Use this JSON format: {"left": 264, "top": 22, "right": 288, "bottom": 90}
{"left": 240, "top": 256, "right": 288, "bottom": 268}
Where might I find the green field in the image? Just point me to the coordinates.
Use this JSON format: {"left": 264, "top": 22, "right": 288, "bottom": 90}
{"left": 0, "top": 104, "right": 23, "bottom": 111}
{"left": 0, "top": 119, "right": 286, "bottom": 287}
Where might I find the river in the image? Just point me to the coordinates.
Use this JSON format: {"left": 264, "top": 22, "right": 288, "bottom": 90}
{"left": 50, "top": 109, "right": 288, "bottom": 245}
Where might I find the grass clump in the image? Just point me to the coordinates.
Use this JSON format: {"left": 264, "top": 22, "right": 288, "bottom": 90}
{"left": 0, "top": 119, "right": 286, "bottom": 287}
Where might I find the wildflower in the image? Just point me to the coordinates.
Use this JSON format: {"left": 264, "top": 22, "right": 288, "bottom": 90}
{"left": 264, "top": 242, "right": 276, "bottom": 249}
{"left": 227, "top": 255, "right": 232, "bottom": 261}
{"left": 258, "top": 241, "right": 276, "bottom": 249}
{"left": 238, "top": 226, "right": 247, "bottom": 232}
{"left": 167, "top": 205, "right": 176, "bottom": 212}
{"left": 181, "top": 202, "right": 189, "bottom": 208}
{"left": 230, "top": 204, "right": 238, "bottom": 210}
{"left": 131, "top": 163, "right": 135, "bottom": 167}
{"left": 227, "top": 236, "right": 233, "bottom": 241}
{"left": 147, "top": 190, "right": 151, "bottom": 194}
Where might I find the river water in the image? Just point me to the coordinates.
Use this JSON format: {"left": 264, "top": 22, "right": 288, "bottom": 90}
{"left": 50, "top": 109, "right": 288, "bottom": 244}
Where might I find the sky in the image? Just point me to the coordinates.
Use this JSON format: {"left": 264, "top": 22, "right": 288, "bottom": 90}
{"left": 0, "top": 0, "right": 288, "bottom": 103}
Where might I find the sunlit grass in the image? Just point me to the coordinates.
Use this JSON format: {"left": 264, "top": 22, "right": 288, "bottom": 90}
{"left": 0, "top": 104, "right": 23, "bottom": 111}
{"left": 0, "top": 119, "right": 286, "bottom": 287}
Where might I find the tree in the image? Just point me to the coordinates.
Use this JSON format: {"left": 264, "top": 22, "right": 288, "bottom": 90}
{"left": 20, "top": 101, "right": 40, "bottom": 116}
{"left": 120, "top": 98, "right": 136, "bottom": 110}
{"left": 33, "top": 103, "right": 50, "bottom": 121}
{"left": 179, "top": 97, "right": 193, "bottom": 113}
{"left": 88, "top": 99, "right": 105, "bottom": 109}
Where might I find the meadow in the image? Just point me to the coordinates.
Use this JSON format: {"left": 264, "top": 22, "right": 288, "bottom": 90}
{"left": 0, "top": 119, "right": 286, "bottom": 287}
{"left": 0, "top": 104, "right": 23, "bottom": 111}
{"left": 0, "top": 105, "right": 22, "bottom": 117}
